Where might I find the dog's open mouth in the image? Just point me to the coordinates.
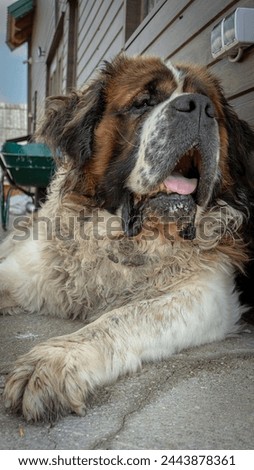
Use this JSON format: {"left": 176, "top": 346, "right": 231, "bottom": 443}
{"left": 141, "top": 147, "right": 201, "bottom": 234}
{"left": 123, "top": 148, "right": 202, "bottom": 239}
{"left": 159, "top": 146, "right": 201, "bottom": 200}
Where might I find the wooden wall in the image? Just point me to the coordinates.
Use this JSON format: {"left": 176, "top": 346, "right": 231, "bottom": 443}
{"left": 124, "top": 0, "right": 254, "bottom": 124}
{"left": 76, "top": 0, "right": 125, "bottom": 86}
{"left": 76, "top": 0, "right": 254, "bottom": 124}
{"left": 29, "top": 0, "right": 254, "bottom": 128}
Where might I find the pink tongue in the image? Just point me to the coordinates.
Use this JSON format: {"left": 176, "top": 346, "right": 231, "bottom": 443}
{"left": 164, "top": 173, "right": 198, "bottom": 195}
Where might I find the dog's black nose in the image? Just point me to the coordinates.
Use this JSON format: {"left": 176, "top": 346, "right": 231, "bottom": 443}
{"left": 171, "top": 94, "right": 215, "bottom": 119}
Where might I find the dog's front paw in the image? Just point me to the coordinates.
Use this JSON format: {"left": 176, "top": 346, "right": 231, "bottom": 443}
{"left": 3, "top": 337, "right": 96, "bottom": 422}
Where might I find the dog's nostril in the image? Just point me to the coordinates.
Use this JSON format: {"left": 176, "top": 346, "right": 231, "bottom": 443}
{"left": 205, "top": 102, "right": 215, "bottom": 118}
{"left": 189, "top": 100, "right": 196, "bottom": 112}
{"left": 186, "top": 100, "right": 197, "bottom": 113}
{"left": 173, "top": 97, "right": 197, "bottom": 113}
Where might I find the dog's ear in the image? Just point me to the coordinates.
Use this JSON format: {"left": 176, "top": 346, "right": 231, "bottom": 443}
{"left": 222, "top": 100, "right": 254, "bottom": 191}
{"left": 223, "top": 104, "right": 254, "bottom": 317}
{"left": 36, "top": 79, "right": 105, "bottom": 165}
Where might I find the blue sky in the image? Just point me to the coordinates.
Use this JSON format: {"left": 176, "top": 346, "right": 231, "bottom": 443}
{"left": 0, "top": 0, "right": 27, "bottom": 104}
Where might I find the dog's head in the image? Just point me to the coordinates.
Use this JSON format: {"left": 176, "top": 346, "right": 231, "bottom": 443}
{"left": 37, "top": 54, "right": 254, "bottom": 238}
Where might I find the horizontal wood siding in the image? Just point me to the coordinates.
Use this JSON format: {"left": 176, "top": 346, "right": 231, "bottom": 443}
{"left": 211, "top": 48, "right": 254, "bottom": 99}
{"left": 125, "top": 0, "right": 189, "bottom": 56}
{"left": 76, "top": 0, "right": 125, "bottom": 86}
{"left": 124, "top": 0, "right": 254, "bottom": 125}
{"left": 231, "top": 91, "right": 254, "bottom": 125}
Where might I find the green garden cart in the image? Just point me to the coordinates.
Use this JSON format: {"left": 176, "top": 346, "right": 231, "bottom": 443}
{"left": 0, "top": 141, "right": 55, "bottom": 230}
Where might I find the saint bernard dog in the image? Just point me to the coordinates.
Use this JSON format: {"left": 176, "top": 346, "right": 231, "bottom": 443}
{"left": 1, "top": 54, "right": 254, "bottom": 422}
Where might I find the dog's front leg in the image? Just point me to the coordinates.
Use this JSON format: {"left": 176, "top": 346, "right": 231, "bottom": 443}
{"left": 4, "top": 282, "right": 238, "bottom": 422}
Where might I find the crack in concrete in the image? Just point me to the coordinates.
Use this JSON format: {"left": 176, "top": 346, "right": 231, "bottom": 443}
{"left": 89, "top": 349, "right": 254, "bottom": 449}
{"left": 90, "top": 377, "right": 166, "bottom": 450}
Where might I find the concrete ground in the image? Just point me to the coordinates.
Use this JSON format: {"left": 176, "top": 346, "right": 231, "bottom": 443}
{"left": 0, "top": 218, "right": 254, "bottom": 450}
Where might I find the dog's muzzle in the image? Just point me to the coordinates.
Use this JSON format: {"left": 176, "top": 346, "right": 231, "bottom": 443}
{"left": 124, "top": 93, "right": 220, "bottom": 239}
{"left": 130, "top": 92, "right": 219, "bottom": 200}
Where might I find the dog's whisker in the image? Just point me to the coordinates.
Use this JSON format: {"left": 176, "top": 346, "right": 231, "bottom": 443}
{"left": 116, "top": 128, "right": 138, "bottom": 148}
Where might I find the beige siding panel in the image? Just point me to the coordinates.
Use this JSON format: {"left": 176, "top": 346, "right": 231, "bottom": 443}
{"left": 77, "top": 29, "right": 123, "bottom": 86}
{"left": 78, "top": 0, "right": 102, "bottom": 48}
{"left": 78, "top": 0, "right": 112, "bottom": 54}
{"left": 126, "top": 0, "right": 238, "bottom": 58}
{"left": 78, "top": 0, "right": 94, "bottom": 26}
{"left": 210, "top": 50, "right": 254, "bottom": 99}
{"left": 169, "top": 25, "right": 214, "bottom": 66}
{"left": 77, "top": 1, "right": 125, "bottom": 86}
{"left": 230, "top": 91, "right": 254, "bottom": 125}
{"left": 125, "top": 0, "right": 189, "bottom": 55}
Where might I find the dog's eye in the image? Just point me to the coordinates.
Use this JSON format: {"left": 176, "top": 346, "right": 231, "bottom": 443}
{"left": 133, "top": 99, "right": 150, "bottom": 110}
{"left": 131, "top": 97, "right": 154, "bottom": 114}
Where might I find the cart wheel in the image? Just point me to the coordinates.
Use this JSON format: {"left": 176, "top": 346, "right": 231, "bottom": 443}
{"left": 0, "top": 173, "right": 6, "bottom": 230}
{"left": 1, "top": 185, "right": 12, "bottom": 231}
{"left": 3, "top": 188, "right": 13, "bottom": 230}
